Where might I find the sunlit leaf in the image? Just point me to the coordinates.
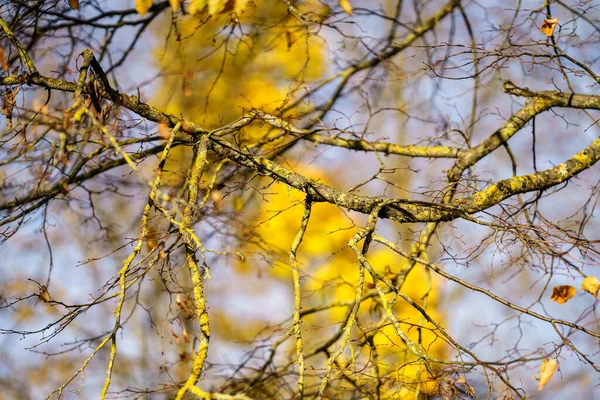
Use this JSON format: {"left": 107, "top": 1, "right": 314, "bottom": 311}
{"left": 339, "top": 0, "right": 353, "bottom": 15}
{"left": 135, "top": 0, "right": 153, "bottom": 16}
{"left": 38, "top": 285, "right": 51, "bottom": 302}
{"left": 550, "top": 285, "right": 576, "bottom": 304}
{"left": 169, "top": 0, "right": 180, "bottom": 12}
{"left": 208, "top": 0, "right": 228, "bottom": 15}
{"left": 538, "top": 358, "right": 558, "bottom": 390}
{"left": 189, "top": 0, "right": 208, "bottom": 15}
{"left": 234, "top": 0, "right": 251, "bottom": 14}
{"left": 211, "top": 190, "right": 223, "bottom": 210}
{"left": 541, "top": 18, "right": 558, "bottom": 36}
{"left": 581, "top": 276, "right": 600, "bottom": 298}
{"left": 286, "top": 30, "right": 295, "bottom": 49}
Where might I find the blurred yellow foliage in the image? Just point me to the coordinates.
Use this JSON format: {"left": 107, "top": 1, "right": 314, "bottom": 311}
{"left": 244, "top": 165, "right": 447, "bottom": 397}
{"left": 154, "top": 1, "right": 325, "bottom": 185}
{"left": 152, "top": 2, "right": 446, "bottom": 396}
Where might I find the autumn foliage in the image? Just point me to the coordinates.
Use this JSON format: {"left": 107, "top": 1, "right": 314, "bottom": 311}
{"left": 2, "top": 1, "right": 600, "bottom": 399}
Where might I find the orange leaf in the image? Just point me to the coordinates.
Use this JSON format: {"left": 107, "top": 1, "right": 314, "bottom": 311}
{"left": 550, "top": 285, "right": 576, "bottom": 304}
{"left": 0, "top": 48, "right": 8, "bottom": 72}
{"left": 183, "top": 71, "right": 194, "bottom": 97}
{"left": 211, "top": 190, "right": 223, "bottom": 210}
{"left": 146, "top": 224, "right": 159, "bottom": 252}
{"left": 170, "top": 326, "right": 180, "bottom": 343}
{"left": 68, "top": 0, "right": 79, "bottom": 10}
{"left": 581, "top": 276, "right": 600, "bottom": 298}
{"left": 538, "top": 358, "right": 558, "bottom": 390}
{"left": 541, "top": 18, "right": 558, "bottom": 36}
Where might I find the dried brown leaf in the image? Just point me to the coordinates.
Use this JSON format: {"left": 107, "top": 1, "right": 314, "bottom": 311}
{"left": 146, "top": 224, "right": 159, "bottom": 252}
{"left": 38, "top": 285, "right": 51, "bottom": 302}
{"left": 286, "top": 30, "right": 295, "bottom": 49}
{"left": 550, "top": 285, "right": 576, "bottom": 304}
{"left": 170, "top": 326, "right": 180, "bottom": 343}
{"left": 68, "top": 0, "right": 79, "bottom": 10}
{"left": 0, "top": 48, "right": 8, "bottom": 72}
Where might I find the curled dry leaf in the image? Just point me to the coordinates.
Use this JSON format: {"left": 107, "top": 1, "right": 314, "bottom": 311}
{"left": 286, "top": 30, "right": 296, "bottom": 49}
{"left": 135, "top": 0, "right": 153, "bottom": 16}
{"left": 68, "top": 0, "right": 79, "bottom": 10}
{"left": 146, "top": 224, "right": 159, "bottom": 252}
{"left": 541, "top": 18, "right": 559, "bottom": 36}
{"left": 550, "top": 285, "right": 576, "bottom": 304}
{"left": 537, "top": 358, "right": 558, "bottom": 390}
{"left": 170, "top": 326, "right": 180, "bottom": 343}
{"left": 0, "top": 48, "right": 8, "bottom": 72}
{"left": 38, "top": 285, "right": 51, "bottom": 302}
{"left": 581, "top": 275, "right": 600, "bottom": 298}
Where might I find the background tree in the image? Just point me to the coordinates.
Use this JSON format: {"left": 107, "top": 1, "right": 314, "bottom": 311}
{"left": 1, "top": 0, "right": 600, "bottom": 399}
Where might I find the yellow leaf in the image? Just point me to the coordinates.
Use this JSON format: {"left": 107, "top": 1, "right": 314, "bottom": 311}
{"left": 538, "top": 358, "right": 558, "bottom": 390}
{"left": 541, "top": 18, "right": 558, "bottom": 36}
{"left": 233, "top": 196, "right": 244, "bottom": 211}
{"left": 68, "top": 0, "right": 79, "bottom": 10}
{"left": 169, "top": 0, "right": 180, "bottom": 12}
{"left": 581, "top": 276, "right": 600, "bottom": 298}
{"left": 234, "top": 0, "right": 251, "bottom": 14}
{"left": 550, "top": 285, "right": 576, "bottom": 304}
{"left": 38, "top": 285, "right": 52, "bottom": 302}
{"left": 286, "top": 30, "right": 295, "bottom": 49}
{"left": 339, "top": 0, "right": 353, "bottom": 15}
{"left": 208, "top": 0, "right": 231, "bottom": 15}
{"left": 211, "top": 190, "right": 223, "bottom": 210}
{"left": 135, "top": 0, "right": 153, "bottom": 16}
{"left": 189, "top": 0, "right": 208, "bottom": 15}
